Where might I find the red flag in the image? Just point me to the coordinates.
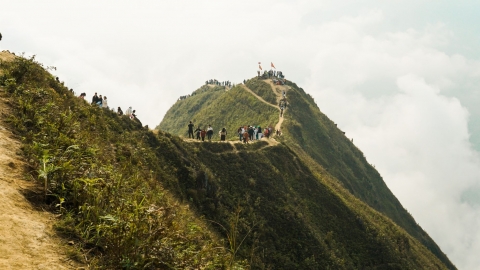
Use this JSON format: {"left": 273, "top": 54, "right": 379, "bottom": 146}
{"left": 271, "top": 62, "right": 276, "bottom": 69}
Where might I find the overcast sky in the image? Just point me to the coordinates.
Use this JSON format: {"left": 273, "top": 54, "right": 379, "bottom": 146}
{"left": 2, "top": 1, "right": 480, "bottom": 268}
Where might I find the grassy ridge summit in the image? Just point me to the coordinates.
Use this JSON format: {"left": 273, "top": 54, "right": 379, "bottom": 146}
{"left": 0, "top": 53, "right": 454, "bottom": 268}
{"left": 159, "top": 76, "right": 455, "bottom": 269}
{"left": 158, "top": 82, "right": 279, "bottom": 140}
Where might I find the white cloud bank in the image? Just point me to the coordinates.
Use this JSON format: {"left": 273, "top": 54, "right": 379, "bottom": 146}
{"left": 1, "top": 1, "right": 480, "bottom": 268}
{"left": 303, "top": 11, "right": 480, "bottom": 269}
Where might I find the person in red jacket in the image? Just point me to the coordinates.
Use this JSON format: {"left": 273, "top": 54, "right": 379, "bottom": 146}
{"left": 200, "top": 129, "right": 206, "bottom": 141}
{"left": 243, "top": 131, "right": 249, "bottom": 143}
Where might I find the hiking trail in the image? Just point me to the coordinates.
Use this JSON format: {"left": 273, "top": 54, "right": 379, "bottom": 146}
{"left": 241, "top": 80, "right": 288, "bottom": 135}
{"left": 178, "top": 79, "right": 287, "bottom": 148}
{"left": 0, "top": 52, "right": 81, "bottom": 269}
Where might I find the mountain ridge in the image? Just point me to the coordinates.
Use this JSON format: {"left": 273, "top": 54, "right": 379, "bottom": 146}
{"left": 159, "top": 75, "right": 455, "bottom": 269}
{"left": 0, "top": 52, "right": 455, "bottom": 269}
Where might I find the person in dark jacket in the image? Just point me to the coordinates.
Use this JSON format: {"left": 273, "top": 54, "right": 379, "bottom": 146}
{"left": 188, "top": 121, "right": 195, "bottom": 138}
{"left": 219, "top": 128, "right": 227, "bottom": 141}
{"left": 195, "top": 126, "right": 201, "bottom": 140}
{"left": 248, "top": 126, "right": 254, "bottom": 141}
{"left": 91, "top": 92, "right": 99, "bottom": 105}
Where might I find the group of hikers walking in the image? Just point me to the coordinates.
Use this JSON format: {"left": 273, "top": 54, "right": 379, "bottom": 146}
{"left": 188, "top": 121, "right": 227, "bottom": 142}
{"left": 187, "top": 121, "right": 281, "bottom": 143}
{"left": 78, "top": 92, "right": 138, "bottom": 121}
{"left": 238, "top": 125, "right": 280, "bottom": 143}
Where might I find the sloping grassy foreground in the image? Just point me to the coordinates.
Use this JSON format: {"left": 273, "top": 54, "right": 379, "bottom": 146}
{"left": 0, "top": 55, "right": 242, "bottom": 269}
{"left": 0, "top": 55, "right": 454, "bottom": 269}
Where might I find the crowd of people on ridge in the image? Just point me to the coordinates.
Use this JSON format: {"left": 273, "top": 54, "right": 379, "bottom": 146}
{"left": 257, "top": 70, "right": 286, "bottom": 84}
{"left": 184, "top": 74, "right": 288, "bottom": 143}
{"left": 77, "top": 92, "right": 139, "bottom": 121}
{"left": 205, "top": 79, "right": 233, "bottom": 88}
{"left": 187, "top": 121, "right": 282, "bottom": 144}
{"left": 178, "top": 79, "right": 236, "bottom": 101}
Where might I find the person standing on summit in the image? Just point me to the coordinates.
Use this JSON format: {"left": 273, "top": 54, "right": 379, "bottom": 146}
{"left": 188, "top": 121, "right": 195, "bottom": 138}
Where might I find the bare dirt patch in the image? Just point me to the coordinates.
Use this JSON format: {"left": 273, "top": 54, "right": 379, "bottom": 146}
{"left": 0, "top": 88, "right": 82, "bottom": 269}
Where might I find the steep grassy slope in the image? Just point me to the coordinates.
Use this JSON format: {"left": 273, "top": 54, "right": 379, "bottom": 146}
{"left": 0, "top": 55, "right": 242, "bottom": 269}
{"left": 244, "top": 78, "right": 278, "bottom": 105}
{"left": 158, "top": 84, "right": 279, "bottom": 140}
{"left": 187, "top": 142, "right": 449, "bottom": 269}
{"left": 1, "top": 54, "right": 454, "bottom": 269}
{"left": 281, "top": 81, "right": 454, "bottom": 268}
{"left": 160, "top": 77, "right": 454, "bottom": 269}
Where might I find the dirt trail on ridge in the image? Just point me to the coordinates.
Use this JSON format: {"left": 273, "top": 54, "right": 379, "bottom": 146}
{"left": 0, "top": 53, "right": 80, "bottom": 269}
{"left": 262, "top": 79, "right": 289, "bottom": 133}
{"left": 240, "top": 83, "right": 286, "bottom": 135}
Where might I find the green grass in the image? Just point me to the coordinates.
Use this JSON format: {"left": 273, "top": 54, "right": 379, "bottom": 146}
{"left": 282, "top": 80, "right": 455, "bottom": 269}
{"left": 0, "top": 54, "right": 454, "bottom": 269}
{"left": 244, "top": 77, "right": 277, "bottom": 105}
{"left": 158, "top": 85, "right": 279, "bottom": 141}
{"left": 0, "top": 55, "right": 243, "bottom": 269}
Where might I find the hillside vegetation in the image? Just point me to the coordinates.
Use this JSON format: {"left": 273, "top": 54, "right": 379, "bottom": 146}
{"left": 159, "top": 75, "right": 455, "bottom": 269}
{"left": 0, "top": 53, "right": 455, "bottom": 269}
{"left": 280, "top": 81, "right": 453, "bottom": 267}
{"left": 0, "top": 55, "right": 241, "bottom": 269}
{"left": 158, "top": 83, "right": 279, "bottom": 140}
